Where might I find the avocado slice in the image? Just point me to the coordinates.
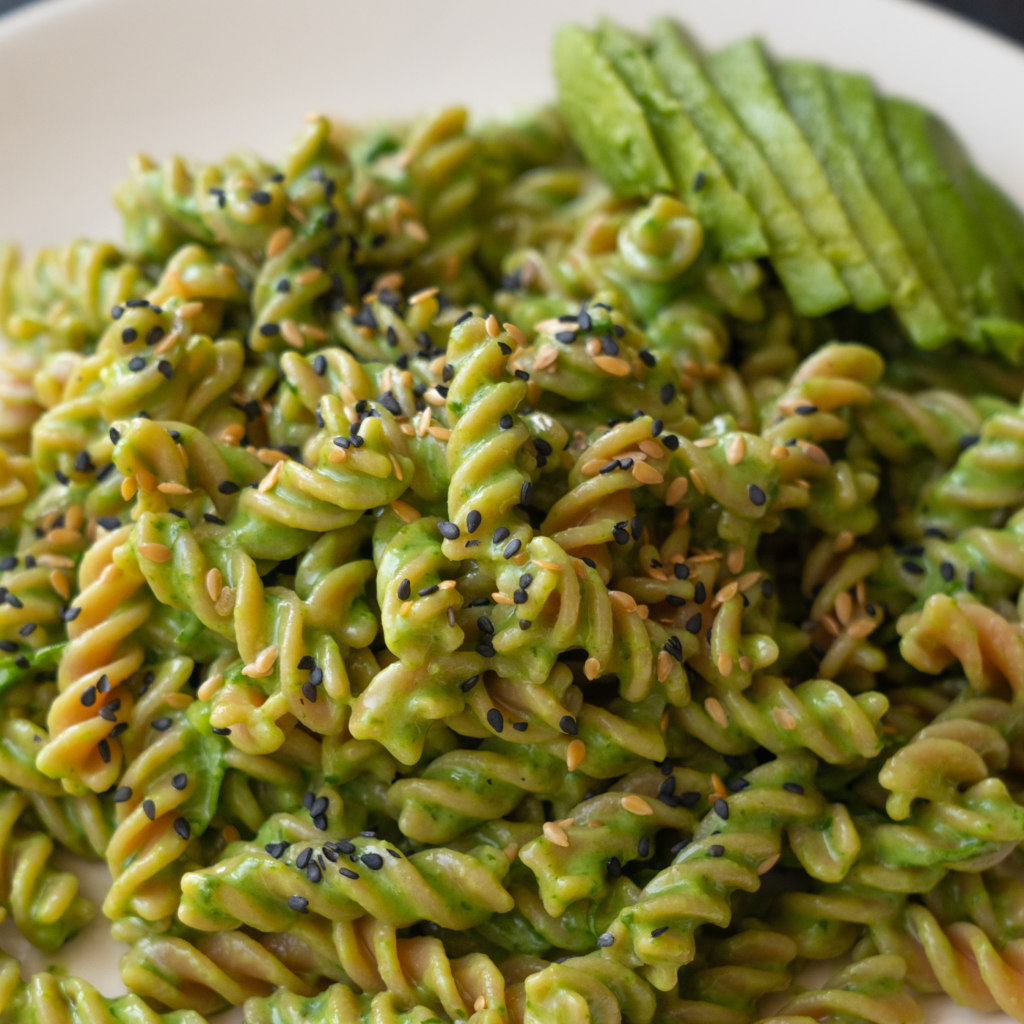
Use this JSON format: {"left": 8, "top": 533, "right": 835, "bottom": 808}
{"left": 826, "top": 70, "right": 967, "bottom": 336}
{"left": 923, "top": 116, "right": 1024, "bottom": 361}
{"left": 649, "top": 19, "right": 849, "bottom": 318}
{"left": 553, "top": 24, "right": 672, "bottom": 197}
{"left": 963, "top": 170, "right": 1024, "bottom": 292}
{"left": 775, "top": 59, "right": 952, "bottom": 348}
{"left": 705, "top": 39, "right": 887, "bottom": 313}
{"left": 882, "top": 98, "right": 1024, "bottom": 357}
{"left": 594, "top": 20, "right": 767, "bottom": 262}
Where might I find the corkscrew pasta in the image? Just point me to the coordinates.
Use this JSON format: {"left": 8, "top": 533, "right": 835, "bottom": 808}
{"left": 3, "top": 14, "right": 1024, "bottom": 1024}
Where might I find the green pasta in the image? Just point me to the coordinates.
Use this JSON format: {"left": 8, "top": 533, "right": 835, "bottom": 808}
{"left": 2, "top": 14, "right": 1024, "bottom": 1024}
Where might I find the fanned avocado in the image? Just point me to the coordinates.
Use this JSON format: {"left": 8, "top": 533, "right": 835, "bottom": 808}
{"left": 825, "top": 69, "right": 967, "bottom": 335}
{"left": 706, "top": 38, "right": 887, "bottom": 313}
{"left": 553, "top": 24, "right": 672, "bottom": 197}
{"left": 594, "top": 19, "right": 768, "bottom": 262}
{"left": 775, "top": 59, "right": 952, "bottom": 348}
{"left": 648, "top": 18, "right": 850, "bottom": 318}
{"left": 883, "top": 97, "right": 1024, "bottom": 359}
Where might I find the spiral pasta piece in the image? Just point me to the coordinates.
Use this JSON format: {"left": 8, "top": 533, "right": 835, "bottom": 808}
{"left": 659, "top": 927, "right": 799, "bottom": 1024}
{"left": 762, "top": 342, "right": 884, "bottom": 537}
{"left": 178, "top": 797, "right": 514, "bottom": 933}
{"left": 599, "top": 751, "right": 860, "bottom": 990}
{"left": 760, "top": 954, "right": 923, "bottom": 1024}
{"left": 896, "top": 591, "right": 1024, "bottom": 697}
{"left": 675, "top": 672, "right": 888, "bottom": 765}
{"left": 36, "top": 523, "right": 151, "bottom": 793}
{"left": 518, "top": 764, "right": 712, "bottom": 916}
{"left": 0, "top": 953, "right": 206, "bottom": 1024}
{"left": 118, "top": 916, "right": 347, "bottom": 1015}
{"left": 0, "top": 787, "right": 93, "bottom": 951}
{"left": 910, "top": 394, "right": 1024, "bottom": 537}
{"left": 350, "top": 509, "right": 480, "bottom": 765}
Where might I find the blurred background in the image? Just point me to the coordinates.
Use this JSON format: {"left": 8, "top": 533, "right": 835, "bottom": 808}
{"left": 6, "top": 0, "right": 1024, "bottom": 42}
{"left": 0, "top": 0, "right": 1021, "bottom": 41}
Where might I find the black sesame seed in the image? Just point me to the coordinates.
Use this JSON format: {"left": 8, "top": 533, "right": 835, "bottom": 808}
{"left": 940, "top": 562, "right": 955, "bottom": 582}
{"left": 418, "top": 584, "right": 439, "bottom": 597}
{"left": 437, "top": 521, "right": 460, "bottom": 541}
{"left": 606, "top": 856, "right": 622, "bottom": 878}
{"left": 113, "top": 786, "right": 132, "bottom": 803}
{"left": 287, "top": 896, "right": 309, "bottom": 913}
{"left": 218, "top": 481, "right": 239, "bottom": 494}
{"left": 143, "top": 799, "right": 156, "bottom": 820}
{"left": 121, "top": 327, "right": 138, "bottom": 344}
{"left": 361, "top": 852, "right": 384, "bottom": 870}
{"left": 204, "top": 514, "right": 226, "bottom": 525}
{"left": 748, "top": 484, "right": 766, "bottom": 507}
{"left": 597, "top": 932, "right": 615, "bottom": 947}
{"left": 713, "top": 798, "right": 729, "bottom": 819}
{"left": 638, "top": 835, "right": 651, "bottom": 858}
{"left": 486, "top": 708, "right": 503, "bottom": 732}
{"left": 709, "top": 844, "right": 725, "bottom": 857}
{"left": 660, "top": 383, "right": 675, "bottom": 404}
{"left": 782, "top": 782, "right": 804, "bottom": 794}
{"left": 694, "top": 582, "right": 706, "bottom": 604}
{"left": 503, "top": 538, "right": 522, "bottom": 559}
{"left": 459, "top": 675, "right": 479, "bottom": 693}
{"left": 902, "top": 561, "right": 925, "bottom": 575}
{"left": 493, "top": 527, "right": 510, "bottom": 544}
{"left": 173, "top": 817, "right": 191, "bottom": 840}
{"left": 559, "top": 716, "right": 577, "bottom": 736}
{"left": 686, "top": 614, "right": 702, "bottom": 634}
{"left": 520, "top": 481, "right": 532, "bottom": 506}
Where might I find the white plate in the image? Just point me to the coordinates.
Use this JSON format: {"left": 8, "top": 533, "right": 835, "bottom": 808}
{"left": 0, "top": 0, "right": 1019, "bottom": 1020}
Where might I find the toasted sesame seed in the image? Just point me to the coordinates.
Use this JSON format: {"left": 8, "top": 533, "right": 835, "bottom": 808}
{"left": 566, "top": 739, "right": 586, "bottom": 772}
{"left": 620, "top": 795, "right": 652, "bottom": 816}
{"left": 138, "top": 543, "right": 172, "bottom": 563}
{"left": 543, "top": 821, "right": 569, "bottom": 847}
{"left": 704, "top": 698, "right": 728, "bottom": 728}
{"left": 773, "top": 707, "right": 798, "bottom": 730}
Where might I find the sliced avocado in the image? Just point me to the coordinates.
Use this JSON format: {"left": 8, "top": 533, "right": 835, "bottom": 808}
{"left": 705, "top": 39, "right": 887, "bottom": 313}
{"left": 926, "top": 119, "right": 1024, "bottom": 361}
{"left": 826, "top": 70, "right": 967, "bottom": 335}
{"left": 649, "top": 19, "right": 849, "bottom": 318}
{"left": 883, "top": 97, "right": 1024, "bottom": 356}
{"left": 964, "top": 170, "right": 1024, "bottom": 292}
{"left": 775, "top": 59, "right": 952, "bottom": 348}
{"left": 595, "top": 20, "right": 767, "bottom": 262}
{"left": 553, "top": 24, "right": 672, "bottom": 197}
